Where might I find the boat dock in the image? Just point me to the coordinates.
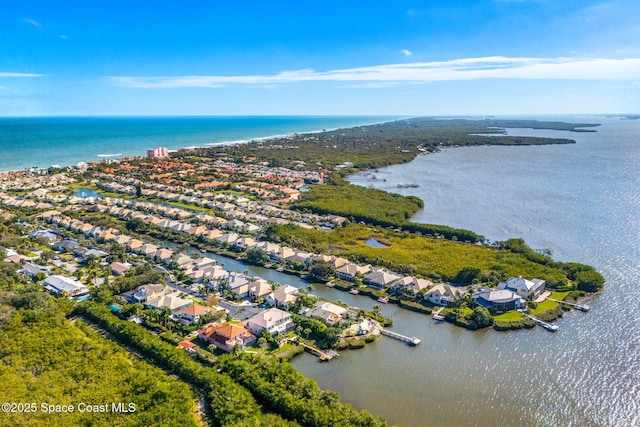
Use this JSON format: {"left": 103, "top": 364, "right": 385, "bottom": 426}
{"left": 300, "top": 342, "right": 339, "bottom": 361}
{"left": 432, "top": 307, "right": 445, "bottom": 321}
{"left": 522, "top": 313, "right": 559, "bottom": 332}
{"left": 547, "top": 298, "right": 590, "bottom": 312}
{"left": 378, "top": 328, "right": 421, "bottom": 346}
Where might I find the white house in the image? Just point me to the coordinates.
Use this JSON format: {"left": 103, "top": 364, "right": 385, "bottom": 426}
{"left": 424, "top": 284, "right": 459, "bottom": 307}
{"left": 243, "top": 308, "right": 294, "bottom": 336}
{"left": 498, "top": 277, "right": 546, "bottom": 300}
{"left": 301, "top": 301, "right": 347, "bottom": 325}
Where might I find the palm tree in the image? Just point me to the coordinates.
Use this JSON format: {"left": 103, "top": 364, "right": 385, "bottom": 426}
{"left": 372, "top": 304, "right": 382, "bottom": 317}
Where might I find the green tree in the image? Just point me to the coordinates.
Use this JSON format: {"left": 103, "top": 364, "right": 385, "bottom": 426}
{"left": 471, "top": 306, "right": 493, "bottom": 328}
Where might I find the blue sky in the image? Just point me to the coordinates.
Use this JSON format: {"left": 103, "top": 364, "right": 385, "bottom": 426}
{"left": 1, "top": 0, "right": 639, "bottom": 116}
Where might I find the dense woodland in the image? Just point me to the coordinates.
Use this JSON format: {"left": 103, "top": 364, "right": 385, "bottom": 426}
{"left": 197, "top": 118, "right": 599, "bottom": 170}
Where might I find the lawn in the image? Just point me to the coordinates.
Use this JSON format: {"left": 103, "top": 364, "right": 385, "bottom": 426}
{"left": 529, "top": 299, "right": 559, "bottom": 315}
{"left": 493, "top": 310, "right": 525, "bottom": 322}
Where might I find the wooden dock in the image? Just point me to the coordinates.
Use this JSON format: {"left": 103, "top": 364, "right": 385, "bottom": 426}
{"left": 522, "top": 313, "right": 559, "bottom": 332}
{"left": 378, "top": 328, "right": 421, "bottom": 346}
{"left": 547, "top": 298, "right": 590, "bottom": 312}
{"left": 300, "top": 342, "right": 339, "bottom": 361}
{"left": 432, "top": 307, "right": 445, "bottom": 321}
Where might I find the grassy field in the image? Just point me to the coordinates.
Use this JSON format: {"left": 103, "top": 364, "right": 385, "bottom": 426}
{"left": 493, "top": 310, "right": 525, "bottom": 322}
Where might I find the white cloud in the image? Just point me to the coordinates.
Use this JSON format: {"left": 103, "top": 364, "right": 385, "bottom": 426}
{"left": 60, "top": 34, "right": 68, "bottom": 40}
{"left": 0, "top": 72, "right": 44, "bottom": 78}
{"left": 23, "top": 18, "right": 43, "bottom": 29}
{"left": 109, "top": 56, "right": 640, "bottom": 88}
{"left": 401, "top": 49, "right": 413, "bottom": 57}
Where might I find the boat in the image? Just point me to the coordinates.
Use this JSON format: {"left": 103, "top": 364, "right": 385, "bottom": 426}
{"left": 349, "top": 288, "right": 360, "bottom": 294}
{"left": 377, "top": 296, "right": 389, "bottom": 303}
{"left": 397, "top": 183, "right": 419, "bottom": 188}
{"left": 543, "top": 323, "right": 559, "bottom": 332}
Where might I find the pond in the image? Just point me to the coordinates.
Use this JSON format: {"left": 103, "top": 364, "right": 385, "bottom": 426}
{"left": 365, "top": 237, "right": 389, "bottom": 248}
{"left": 73, "top": 187, "right": 102, "bottom": 198}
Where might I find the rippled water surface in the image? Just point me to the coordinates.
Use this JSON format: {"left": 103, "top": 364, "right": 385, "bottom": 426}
{"left": 289, "top": 116, "right": 640, "bottom": 427}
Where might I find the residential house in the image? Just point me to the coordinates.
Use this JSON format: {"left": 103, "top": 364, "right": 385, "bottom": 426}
{"left": 391, "top": 276, "right": 433, "bottom": 297}
{"left": 53, "top": 239, "right": 80, "bottom": 252}
{"left": 364, "top": 269, "right": 402, "bottom": 290}
{"left": 19, "top": 262, "right": 51, "bottom": 278}
{"left": 248, "top": 278, "right": 273, "bottom": 299}
{"left": 198, "top": 323, "right": 255, "bottom": 352}
{"left": 225, "top": 272, "right": 251, "bottom": 298}
{"left": 29, "top": 229, "right": 58, "bottom": 243}
{"left": 109, "top": 261, "right": 132, "bottom": 276}
{"left": 423, "top": 284, "right": 459, "bottom": 307}
{"left": 267, "top": 284, "right": 299, "bottom": 310}
{"left": 474, "top": 289, "right": 525, "bottom": 313}
{"left": 153, "top": 248, "right": 174, "bottom": 264}
{"left": 336, "top": 263, "right": 372, "bottom": 282}
{"left": 145, "top": 292, "right": 192, "bottom": 313}
{"left": 497, "top": 277, "right": 546, "bottom": 300}
{"left": 42, "top": 275, "right": 89, "bottom": 298}
{"left": 173, "top": 303, "right": 212, "bottom": 325}
{"left": 244, "top": 308, "right": 294, "bottom": 336}
{"left": 131, "top": 284, "right": 167, "bottom": 303}
{"left": 177, "top": 340, "right": 197, "bottom": 354}
{"left": 301, "top": 301, "right": 347, "bottom": 325}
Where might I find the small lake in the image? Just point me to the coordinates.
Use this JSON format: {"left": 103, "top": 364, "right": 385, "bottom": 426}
{"left": 73, "top": 187, "right": 102, "bottom": 198}
{"left": 365, "top": 237, "right": 389, "bottom": 248}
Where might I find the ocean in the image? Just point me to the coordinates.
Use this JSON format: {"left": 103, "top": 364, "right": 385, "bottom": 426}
{"left": 0, "top": 116, "right": 397, "bottom": 172}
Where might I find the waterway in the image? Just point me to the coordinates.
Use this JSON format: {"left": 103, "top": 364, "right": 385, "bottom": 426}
{"left": 283, "top": 116, "right": 640, "bottom": 427}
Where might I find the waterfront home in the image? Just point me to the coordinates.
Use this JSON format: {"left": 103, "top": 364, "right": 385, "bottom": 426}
{"left": 42, "top": 275, "right": 89, "bottom": 298}
{"left": 285, "top": 250, "right": 312, "bottom": 266}
{"left": 423, "top": 283, "right": 459, "bottom": 307}
{"left": 301, "top": 301, "right": 347, "bottom": 325}
{"left": 268, "top": 246, "right": 296, "bottom": 263}
{"left": 198, "top": 323, "right": 255, "bottom": 352}
{"left": 244, "top": 308, "right": 294, "bottom": 336}
{"left": 498, "top": 276, "right": 546, "bottom": 300}
{"left": 213, "top": 232, "right": 239, "bottom": 246}
{"left": 201, "top": 228, "right": 224, "bottom": 240}
{"left": 145, "top": 291, "right": 192, "bottom": 312}
{"left": 336, "top": 263, "right": 373, "bottom": 282}
{"left": 391, "top": 276, "right": 433, "bottom": 298}
{"left": 174, "top": 303, "right": 212, "bottom": 325}
{"left": 364, "top": 269, "right": 403, "bottom": 290}
{"left": 474, "top": 289, "right": 525, "bottom": 313}
{"left": 131, "top": 284, "right": 167, "bottom": 303}
{"left": 231, "top": 236, "right": 257, "bottom": 251}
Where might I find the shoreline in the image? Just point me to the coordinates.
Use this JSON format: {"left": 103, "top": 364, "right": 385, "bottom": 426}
{"left": 0, "top": 116, "right": 401, "bottom": 173}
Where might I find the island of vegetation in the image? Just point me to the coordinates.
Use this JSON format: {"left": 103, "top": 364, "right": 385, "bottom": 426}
{"left": 0, "top": 117, "right": 604, "bottom": 426}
